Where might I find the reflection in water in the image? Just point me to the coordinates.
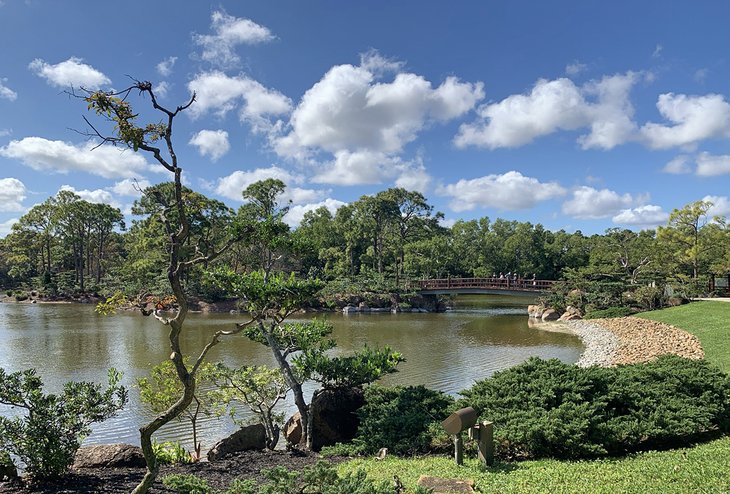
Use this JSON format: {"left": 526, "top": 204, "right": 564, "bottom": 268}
{"left": 0, "top": 295, "right": 582, "bottom": 451}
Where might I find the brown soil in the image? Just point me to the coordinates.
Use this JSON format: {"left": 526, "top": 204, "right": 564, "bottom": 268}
{"left": 0, "top": 450, "right": 337, "bottom": 494}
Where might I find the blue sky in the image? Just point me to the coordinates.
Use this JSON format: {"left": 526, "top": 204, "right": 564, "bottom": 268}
{"left": 1, "top": 0, "right": 729, "bottom": 236}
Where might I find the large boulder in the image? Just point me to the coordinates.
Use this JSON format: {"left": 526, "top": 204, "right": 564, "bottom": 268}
{"left": 73, "top": 444, "right": 145, "bottom": 469}
{"left": 283, "top": 412, "right": 303, "bottom": 446}
{"left": 527, "top": 305, "right": 545, "bottom": 318}
{"left": 541, "top": 308, "right": 560, "bottom": 321}
{"left": 284, "top": 387, "right": 365, "bottom": 451}
{"left": 207, "top": 424, "right": 267, "bottom": 462}
{"left": 559, "top": 305, "right": 583, "bottom": 321}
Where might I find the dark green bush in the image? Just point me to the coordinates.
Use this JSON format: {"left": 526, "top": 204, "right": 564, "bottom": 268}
{"left": 163, "top": 462, "right": 407, "bottom": 494}
{"left": 584, "top": 307, "right": 634, "bottom": 319}
{"left": 162, "top": 473, "right": 213, "bottom": 494}
{"left": 344, "top": 385, "right": 453, "bottom": 456}
{"left": 257, "top": 462, "right": 395, "bottom": 494}
{"left": 459, "top": 356, "right": 730, "bottom": 460}
{"left": 460, "top": 358, "right": 606, "bottom": 459}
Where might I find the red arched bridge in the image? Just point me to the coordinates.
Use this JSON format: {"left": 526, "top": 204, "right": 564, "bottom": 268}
{"left": 417, "top": 276, "right": 556, "bottom": 296}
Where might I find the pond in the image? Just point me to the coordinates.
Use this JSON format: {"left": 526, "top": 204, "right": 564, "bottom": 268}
{"left": 0, "top": 295, "right": 582, "bottom": 451}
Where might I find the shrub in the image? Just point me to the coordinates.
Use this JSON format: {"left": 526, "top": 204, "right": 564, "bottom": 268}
{"left": 0, "top": 368, "right": 127, "bottom": 479}
{"left": 344, "top": 385, "right": 454, "bottom": 456}
{"left": 459, "top": 356, "right": 730, "bottom": 460}
{"left": 629, "top": 285, "right": 666, "bottom": 311}
{"left": 153, "top": 441, "right": 193, "bottom": 465}
{"left": 162, "top": 462, "right": 408, "bottom": 494}
{"left": 162, "top": 473, "right": 213, "bottom": 494}
{"left": 13, "top": 292, "right": 28, "bottom": 302}
{"left": 256, "top": 461, "right": 396, "bottom": 494}
{"left": 584, "top": 307, "right": 633, "bottom": 319}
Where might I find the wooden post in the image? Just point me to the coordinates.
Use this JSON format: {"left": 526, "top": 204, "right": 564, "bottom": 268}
{"left": 453, "top": 433, "right": 463, "bottom": 465}
{"left": 477, "top": 421, "right": 494, "bottom": 466}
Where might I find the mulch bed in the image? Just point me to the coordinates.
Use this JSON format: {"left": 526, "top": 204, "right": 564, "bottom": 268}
{"left": 0, "top": 450, "right": 336, "bottom": 493}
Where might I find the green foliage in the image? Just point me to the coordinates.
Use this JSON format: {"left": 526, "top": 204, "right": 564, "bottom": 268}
{"left": 209, "top": 364, "right": 289, "bottom": 450}
{"left": 13, "top": 292, "right": 28, "bottom": 302}
{"left": 152, "top": 441, "right": 193, "bottom": 465}
{"left": 347, "top": 385, "right": 454, "bottom": 456}
{"left": 583, "top": 307, "right": 634, "bottom": 319}
{"left": 459, "top": 356, "right": 730, "bottom": 460}
{"left": 95, "top": 290, "right": 127, "bottom": 315}
{"left": 137, "top": 359, "right": 217, "bottom": 459}
{"left": 295, "top": 345, "right": 405, "bottom": 389}
{"left": 627, "top": 285, "right": 666, "bottom": 311}
{"left": 223, "top": 479, "right": 259, "bottom": 494}
{"left": 209, "top": 269, "right": 324, "bottom": 319}
{"left": 162, "top": 473, "right": 214, "bottom": 494}
{"left": 257, "top": 461, "right": 396, "bottom": 494}
{"left": 340, "top": 437, "right": 730, "bottom": 494}
{"left": 0, "top": 450, "right": 16, "bottom": 479}
{"left": 0, "top": 368, "right": 127, "bottom": 479}
{"left": 162, "top": 462, "right": 404, "bottom": 494}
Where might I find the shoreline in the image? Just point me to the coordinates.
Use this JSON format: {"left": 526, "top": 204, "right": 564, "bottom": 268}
{"left": 563, "top": 317, "right": 704, "bottom": 367}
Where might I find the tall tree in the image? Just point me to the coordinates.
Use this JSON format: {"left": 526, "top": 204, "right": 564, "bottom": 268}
{"left": 657, "top": 200, "right": 716, "bottom": 279}
{"left": 80, "top": 81, "right": 246, "bottom": 494}
{"left": 384, "top": 188, "right": 443, "bottom": 285}
{"left": 89, "top": 202, "right": 125, "bottom": 283}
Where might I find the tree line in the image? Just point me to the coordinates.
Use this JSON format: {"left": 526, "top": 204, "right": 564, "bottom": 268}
{"left": 1, "top": 183, "right": 728, "bottom": 297}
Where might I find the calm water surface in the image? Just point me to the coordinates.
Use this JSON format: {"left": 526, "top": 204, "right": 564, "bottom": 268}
{"left": 0, "top": 295, "right": 582, "bottom": 451}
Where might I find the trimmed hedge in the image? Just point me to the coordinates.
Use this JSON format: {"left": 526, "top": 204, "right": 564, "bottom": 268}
{"left": 459, "top": 355, "right": 730, "bottom": 460}
{"left": 324, "top": 385, "right": 453, "bottom": 456}
{"left": 583, "top": 307, "right": 633, "bottom": 319}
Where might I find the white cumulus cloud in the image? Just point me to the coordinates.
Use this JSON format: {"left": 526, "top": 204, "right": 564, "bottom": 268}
{"left": 437, "top": 171, "right": 566, "bottom": 212}
{"left": 640, "top": 93, "right": 730, "bottom": 149}
{"left": 562, "top": 186, "right": 644, "bottom": 219}
{"left": 59, "top": 185, "right": 120, "bottom": 208}
{"left": 662, "top": 155, "right": 692, "bottom": 174}
{"left": 695, "top": 152, "right": 730, "bottom": 176}
{"left": 213, "top": 166, "right": 323, "bottom": 206}
{"left": 154, "top": 81, "right": 171, "bottom": 99}
{"left": 0, "top": 78, "right": 17, "bottom": 101}
{"left": 0, "top": 218, "right": 19, "bottom": 238}
{"left": 156, "top": 56, "right": 177, "bottom": 77}
{"left": 612, "top": 205, "right": 669, "bottom": 226}
{"left": 194, "top": 11, "right": 274, "bottom": 67}
{"left": 455, "top": 72, "right": 640, "bottom": 150}
{"left": 110, "top": 178, "right": 152, "bottom": 197}
{"left": 189, "top": 129, "right": 230, "bottom": 161}
{"left": 283, "top": 198, "right": 347, "bottom": 227}
{"left": 0, "top": 177, "right": 26, "bottom": 212}
{"left": 188, "top": 71, "right": 292, "bottom": 131}
{"left": 0, "top": 137, "right": 153, "bottom": 179}
{"left": 276, "top": 52, "right": 483, "bottom": 186}
{"left": 565, "top": 61, "right": 587, "bottom": 76}
{"left": 703, "top": 195, "right": 730, "bottom": 217}
{"left": 29, "top": 57, "right": 110, "bottom": 89}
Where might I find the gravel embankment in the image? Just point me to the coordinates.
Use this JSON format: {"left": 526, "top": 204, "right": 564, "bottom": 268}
{"left": 566, "top": 317, "right": 704, "bottom": 367}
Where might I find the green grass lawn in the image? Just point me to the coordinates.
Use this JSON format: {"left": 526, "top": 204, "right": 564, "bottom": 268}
{"left": 637, "top": 300, "right": 730, "bottom": 372}
{"left": 341, "top": 439, "right": 730, "bottom": 493}
{"left": 338, "top": 301, "right": 730, "bottom": 493}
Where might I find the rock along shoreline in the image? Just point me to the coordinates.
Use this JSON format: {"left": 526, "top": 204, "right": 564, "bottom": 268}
{"left": 564, "top": 317, "right": 704, "bottom": 367}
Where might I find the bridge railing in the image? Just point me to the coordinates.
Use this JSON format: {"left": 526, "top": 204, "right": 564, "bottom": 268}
{"left": 418, "top": 277, "right": 555, "bottom": 292}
